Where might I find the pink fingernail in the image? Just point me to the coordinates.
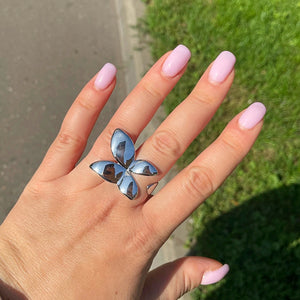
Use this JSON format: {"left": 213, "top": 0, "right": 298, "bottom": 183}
{"left": 162, "top": 44, "right": 191, "bottom": 77}
{"left": 209, "top": 51, "right": 236, "bottom": 83}
{"left": 238, "top": 102, "right": 266, "bottom": 129}
{"left": 201, "top": 264, "right": 230, "bottom": 285}
{"left": 94, "top": 63, "right": 117, "bottom": 90}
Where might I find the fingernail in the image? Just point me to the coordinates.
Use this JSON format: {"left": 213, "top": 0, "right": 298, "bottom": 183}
{"left": 201, "top": 264, "right": 230, "bottom": 285}
{"left": 94, "top": 63, "right": 117, "bottom": 90}
{"left": 208, "top": 51, "right": 236, "bottom": 83}
{"left": 162, "top": 44, "right": 191, "bottom": 77}
{"left": 238, "top": 102, "right": 266, "bottom": 129}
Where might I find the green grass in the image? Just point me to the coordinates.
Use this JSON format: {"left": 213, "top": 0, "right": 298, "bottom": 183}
{"left": 142, "top": 0, "right": 300, "bottom": 298}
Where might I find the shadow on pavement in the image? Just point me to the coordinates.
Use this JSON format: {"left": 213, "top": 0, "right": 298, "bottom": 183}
{"left": 190, "top": 184, "right": 299, "bottom": 300}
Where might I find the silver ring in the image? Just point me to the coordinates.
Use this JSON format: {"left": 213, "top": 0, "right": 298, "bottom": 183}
{"left": 90, "top": 129, "right": 158, "bottom": 200}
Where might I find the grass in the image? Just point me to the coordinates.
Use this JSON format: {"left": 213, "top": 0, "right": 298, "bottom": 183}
{"left": 142, "top": 0, "right": 300, "bottom": 298}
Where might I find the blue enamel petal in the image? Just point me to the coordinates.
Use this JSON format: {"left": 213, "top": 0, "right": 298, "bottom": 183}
{"left": 111, "top": 129, "right": 135, "bottom": 169}
{"left": 90, "top": 161, "right": 126, "bottom": 183}
{"left": 117, "top": 174, "right": 138, "bottom": 200}
{"left": 129, "top": 160, "right": 158, "bottom": 176}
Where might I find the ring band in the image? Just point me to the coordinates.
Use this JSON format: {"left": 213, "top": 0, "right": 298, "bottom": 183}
{"left": 90, "top": 129, "right": 158, "bottom": 200}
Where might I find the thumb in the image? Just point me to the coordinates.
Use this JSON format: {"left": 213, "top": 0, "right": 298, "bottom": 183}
{"left": 141, "top": 256, "right": 229, "bottom": 300}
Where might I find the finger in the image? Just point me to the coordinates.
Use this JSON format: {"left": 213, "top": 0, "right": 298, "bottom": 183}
{"left": 141, "top": 257, "right": 229, "bottom": 300}
{"left": 136, "top": 51, "right": 236, "bottom": 184}
{"left": 145, "top": 102, "right": 266, "bottom": 239}
{"left": 72, "top": 45, "right": 191, "bottom": 189}
{"left": 34, "top": 63, "right": 117, "bottom": 182}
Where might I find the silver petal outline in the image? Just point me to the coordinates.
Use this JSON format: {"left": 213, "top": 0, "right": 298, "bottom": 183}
{"left": 146, "top": 182, "right": 158, "bottom": 195}
{"left": 111, "top": 129, "right": 135, "bottom": 169}
{"left": 117, "top": 173, "right": 138, "bottom": 200}
{"left": 129, "top": 160, "right": 158, "bottom": 176}
{"left": 90, "top": 161, "right": 126, "bottom": 183}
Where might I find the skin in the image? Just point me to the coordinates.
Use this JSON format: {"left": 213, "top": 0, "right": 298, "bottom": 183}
{"left": 0, "top": 51, "right": 263, "bottom": 299}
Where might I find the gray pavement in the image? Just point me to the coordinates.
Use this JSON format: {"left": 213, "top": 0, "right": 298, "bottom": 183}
{"left": 0, "top": 0, "right": 192, "bottom": 298}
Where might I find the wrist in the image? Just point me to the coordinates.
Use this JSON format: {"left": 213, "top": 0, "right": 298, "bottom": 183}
{"left": 0, "top": 233, "right": 28, "bottom": 299}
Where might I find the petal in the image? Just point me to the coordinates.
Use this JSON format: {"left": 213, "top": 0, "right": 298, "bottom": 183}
{"left": 90, "top": 161, "right": 126, "bottom": 183}
{"left": 129, "top": 160, "right": 158, "bottom": 176}
{"left": 117, "top": 173, "right": 138, "bottom": 200}
{"left": 111, "top": 129, "right": 135, "bottom": 169}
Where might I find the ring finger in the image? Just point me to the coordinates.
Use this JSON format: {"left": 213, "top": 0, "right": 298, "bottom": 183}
{"left": 132, "top": 51, "right": 236, "bottom": 197}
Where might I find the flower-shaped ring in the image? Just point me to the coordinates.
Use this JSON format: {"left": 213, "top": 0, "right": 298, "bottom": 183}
{"left": 90, "top": 129, "right": 158, "bottom": 200}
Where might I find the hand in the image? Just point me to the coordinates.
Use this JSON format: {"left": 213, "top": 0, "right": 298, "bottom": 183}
{"left": 0, "top": 45, "right": 265, "bottom": 299}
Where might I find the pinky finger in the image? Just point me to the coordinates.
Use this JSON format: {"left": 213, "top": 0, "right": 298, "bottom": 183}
{"left": 33, "top": 63, "right": 117, "bottom": 182}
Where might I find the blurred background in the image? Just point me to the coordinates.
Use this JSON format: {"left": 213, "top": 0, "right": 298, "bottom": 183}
{"left": 142, "top": 0, "right": 299, "bottom": 299}
{"left": 0, "top": 0, "right": 299, "bottom": 299}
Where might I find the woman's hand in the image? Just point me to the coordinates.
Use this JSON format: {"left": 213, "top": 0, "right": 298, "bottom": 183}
{"left": 0, "top": 45, "right": 265, "bottom": 299}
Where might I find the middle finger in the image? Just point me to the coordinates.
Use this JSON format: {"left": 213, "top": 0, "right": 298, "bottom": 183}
{"left": 71, "top": 45, "right": 191, "bottom": 189}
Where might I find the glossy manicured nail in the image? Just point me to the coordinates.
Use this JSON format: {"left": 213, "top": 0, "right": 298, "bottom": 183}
{"left": 162, "top": 44, "right": 191, "bottom": 77}
{"left": 209, "top": 51, "right": 236, "bottom": 83}
{"left": 94, "top": 63, "right": 117, "bottom": 90}
{"left": 239, "top": 102, "right": 266, "bottom": 129}
{"left": 201, "top": 264, "right": 230, "bottom": 285}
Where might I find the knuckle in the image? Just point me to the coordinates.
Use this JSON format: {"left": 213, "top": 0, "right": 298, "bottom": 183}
{"left": 190, "top": 89, "right": 214, "bottom": 107}
{"left": 141, "top": 80, "right": 163, "bottom": 100}
{"left": 150, "top": 130, "right": 182, "bottom": 159}
{"left": 24, "top": 181, "right": 48, "bottom": 200}
{"left": 181, "top": 259, "right": 197, "bottom": 293}
{"left": 219, "top": 130, "right": 245, "bottom": 158}
{"left": 56, "top": 131, "right": 83, "bottom": 149}
{"left": 184, "top": 166, "right": 215, "bottom": 200}
{"left": 76, "top": 92, "right": 98, "bottom": 111}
